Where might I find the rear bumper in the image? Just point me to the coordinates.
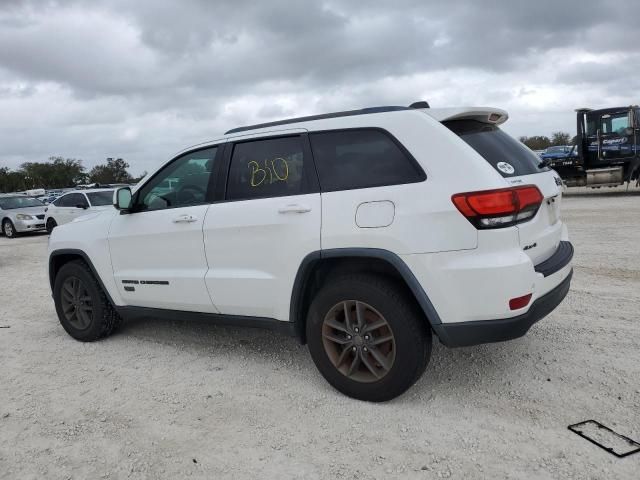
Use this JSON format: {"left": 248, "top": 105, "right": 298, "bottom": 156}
{"left": 434, "top": 269, "right": 573, "bottom": 347}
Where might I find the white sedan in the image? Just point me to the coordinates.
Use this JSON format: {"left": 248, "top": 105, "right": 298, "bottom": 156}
{"left": 45, "top": 189, "right": 114, "bottom": 233}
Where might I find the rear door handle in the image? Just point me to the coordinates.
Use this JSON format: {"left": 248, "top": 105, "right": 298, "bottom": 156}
{"left": 278, "top": 204, "right": 312, "bottom": 214}
{"left": 173, "top": 214, "right": 198, "bottom": 223}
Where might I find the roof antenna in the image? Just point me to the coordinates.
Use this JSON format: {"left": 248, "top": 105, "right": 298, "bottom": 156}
{"left": 409, "top": 101, "right": 430, "bottom": 109}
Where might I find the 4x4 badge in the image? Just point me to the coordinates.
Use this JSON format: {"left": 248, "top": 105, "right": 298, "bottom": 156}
{"left": 497, "top": 162, "right": 515, "bottom": 174}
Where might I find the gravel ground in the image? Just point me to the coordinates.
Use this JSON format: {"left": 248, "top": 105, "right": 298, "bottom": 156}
{"left": 1, "top": 186, "right": 639, "bottom": 479}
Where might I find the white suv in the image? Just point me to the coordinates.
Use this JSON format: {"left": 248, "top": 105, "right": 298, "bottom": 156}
{"left": 44, "top": 188, "right": 115, "bottom": 233}
{"left": 47, "top": 103, "right": 573, "bottom": 401}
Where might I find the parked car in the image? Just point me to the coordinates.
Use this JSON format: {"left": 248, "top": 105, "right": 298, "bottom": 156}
{"left": 45, "top": 189, "right": 115, "bottom": 233}
{"left": 540, "top": 145, "right": 577, "bottom": 164}
{"left": 47, "top": 103, "right": 573, "bottom": 401}
{"left": 0, "top": 194, "right": 47, "bottom": 238}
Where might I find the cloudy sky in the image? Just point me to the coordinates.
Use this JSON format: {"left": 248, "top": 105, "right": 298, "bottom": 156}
{"left": 1, "top": 0, "right": 638, "bottom": 175}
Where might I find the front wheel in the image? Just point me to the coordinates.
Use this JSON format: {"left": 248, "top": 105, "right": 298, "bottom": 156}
{"left": 53, "top": 260, "right": 121, "bottom": 341}
{"left": 2, "top": 219, "right": 17, "bottom": 238}
{"left": 46, "top": 217, "right": 57, "bottom": 234}
{"left": 306, "top": 274, "right": 431, "bottom": 402}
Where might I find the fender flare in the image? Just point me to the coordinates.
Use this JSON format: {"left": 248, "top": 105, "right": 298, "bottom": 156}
{"left": 289, "top": 248, "right": 443, "bottom": 341}
{"left": 48, "top": 248, "right": 117, "bottom": 306}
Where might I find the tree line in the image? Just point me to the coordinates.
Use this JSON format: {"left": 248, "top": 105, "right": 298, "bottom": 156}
{"left": 0, "top": 131, "right": 578, "bottom": 193}
{"left": 0, "top": 157, "right": 145, "bottom": 193}
{"left": 519, "top": 131, "right": 577, "bottom": 151}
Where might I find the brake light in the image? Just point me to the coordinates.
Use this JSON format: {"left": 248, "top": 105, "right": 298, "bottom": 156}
{"left": 452, "top": 186, "right": 543, "bottom": 229}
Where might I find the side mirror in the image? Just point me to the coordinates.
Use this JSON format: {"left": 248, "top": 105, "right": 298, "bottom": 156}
{"left": 114, "top": 187, "right": 133, "bottom": 213}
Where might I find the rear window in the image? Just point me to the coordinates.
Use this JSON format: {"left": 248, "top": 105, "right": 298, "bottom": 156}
{"left": 309, "top": 129, "right": 425, "bottom": 192}
{"left": 444, "top": 120, "right": 548, "bottom": 177}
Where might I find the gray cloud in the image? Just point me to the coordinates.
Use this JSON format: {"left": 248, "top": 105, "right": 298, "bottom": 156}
{"left": 0, "top": 0, "right": 638, "bottom": 174}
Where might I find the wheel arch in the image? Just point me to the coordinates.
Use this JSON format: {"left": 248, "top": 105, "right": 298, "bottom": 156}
{"left": 290, "top": 248, "right": 443, "bottom": 344}
{"left": 48, "top": 249, "right": 116, "bottom": 306}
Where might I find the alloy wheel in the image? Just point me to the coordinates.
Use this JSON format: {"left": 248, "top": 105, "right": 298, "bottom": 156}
{"left": 60, "top": 276, "right": 94, "bottom": 330}
{"left": 321, "top": 300, "right": 396, "bottom": 383}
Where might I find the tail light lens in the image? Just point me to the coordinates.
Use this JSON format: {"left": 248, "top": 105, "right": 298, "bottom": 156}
{"left": 452, "top": 186, "right": 543, "bottom": 229}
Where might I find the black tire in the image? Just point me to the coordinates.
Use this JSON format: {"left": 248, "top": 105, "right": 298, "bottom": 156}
{"left": 2, "top": 219, "right": 17, "bottom": 238}
{"left": 306, "top": 274, "right": 431, "bottom": 402}
{"left": 46, "top": 217, "right": 57, "bottom": 234}
{"left": 53, "top": 260, "right": 121, "bottom": 341}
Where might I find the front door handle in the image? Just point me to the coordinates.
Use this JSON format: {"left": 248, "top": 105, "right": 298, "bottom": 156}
{"left": 278, "top": 204, "right": 312, "bottom": 214}
{"left": 173, "top": 214, "right": 198, "bottom": 223}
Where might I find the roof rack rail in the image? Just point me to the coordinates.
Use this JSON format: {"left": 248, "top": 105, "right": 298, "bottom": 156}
{"left": 224, "top": 105, "right": 410, "bottom": 135}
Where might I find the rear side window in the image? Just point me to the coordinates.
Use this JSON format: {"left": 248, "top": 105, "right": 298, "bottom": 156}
{"left": 309, "top": 129, "right": 424, "bottom": 192}
{"left": 226, "top": 136, "right": 312, "bottom": 200}
{"left": 444, "top": 120, "right": 548, "bottom": 177}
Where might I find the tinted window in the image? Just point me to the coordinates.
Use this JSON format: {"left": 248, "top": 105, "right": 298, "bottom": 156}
{"left": 55, "top": 193, "right": 82, "bottom": 207}
{"left": 137, "top": 147, "right": 218, "bottom": 211}
{"left": 226, "top": 136, "right": 309, "bottom": 200}
{"left": 65, "top": 193, "right": 88, "bottom": 207}
{"left": 309, "top": 129, "right": 424, "bottom": 192}
{"left": 444, "top": 120, "right": 548, "bottom": 177}
{"left": 86, "top": 191, "right": 114, "bottom": 206}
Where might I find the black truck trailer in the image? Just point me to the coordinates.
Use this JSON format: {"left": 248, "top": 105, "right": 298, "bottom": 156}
{"left": 548, "top": 106, "right": 640, "bottom": 188}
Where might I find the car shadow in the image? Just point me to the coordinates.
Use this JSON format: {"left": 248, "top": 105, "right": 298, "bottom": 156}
{"left": 115, "top": 315, "right": 539, "bottom": 402}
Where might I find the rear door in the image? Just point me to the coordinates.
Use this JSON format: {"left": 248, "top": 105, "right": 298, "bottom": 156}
{"left": 202, "top": 132, "right": 321, "bottom": 320}
{"left": 444, "top": 120, "right": 563, "bottom": 265}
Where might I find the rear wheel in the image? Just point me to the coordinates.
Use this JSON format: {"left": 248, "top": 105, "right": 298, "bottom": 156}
{"left": 2, "top": 219, "right": 17, "bottom": 238}
{"left": 46, "top": 218, "right": 57, "bottom": 234}
{"left": 53, "top": 260, "right": 121, "bottom": 341}
{"left": 306, "top": 274, "right": 431, "bottom": 402}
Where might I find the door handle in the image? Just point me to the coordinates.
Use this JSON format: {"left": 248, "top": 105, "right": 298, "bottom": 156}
{"left": 173, "top": 214, "right": 198, "bottom": 223}
{"left": 278, "top": 204, "right": 312, "bottom": 214}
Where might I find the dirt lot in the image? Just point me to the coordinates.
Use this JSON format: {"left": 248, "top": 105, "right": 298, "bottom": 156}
{"left": 1, "top": 187, "right": 639, "bottom": 479}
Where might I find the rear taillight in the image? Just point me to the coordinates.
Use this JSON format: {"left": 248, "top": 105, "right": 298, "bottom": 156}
{"left": 452, "top": 186, "right": 543, "bottom": 229}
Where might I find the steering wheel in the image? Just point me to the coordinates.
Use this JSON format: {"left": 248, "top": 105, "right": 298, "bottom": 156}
{"left": 176, "top": 184, "right": 206, "bottom": 204}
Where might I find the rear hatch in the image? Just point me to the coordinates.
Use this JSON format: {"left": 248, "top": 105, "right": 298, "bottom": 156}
{"left": 444, "top": 119, "right": 563, "bottom": 265}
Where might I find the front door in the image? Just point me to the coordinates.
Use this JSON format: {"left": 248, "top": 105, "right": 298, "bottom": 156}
{"left": 203, "top": 133, "right": 321, "bottom": 321}
{"left": 108, "top": 146, "right": 221, "bottom": 312}
{"left": 587, "top": 109, "right": 635, "bottom": 166}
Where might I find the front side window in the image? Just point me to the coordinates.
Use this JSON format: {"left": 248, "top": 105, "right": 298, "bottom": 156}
{"left": 86, "top": 190, "right": 114, "bottom": 206}
{"left": 309, "top": 129, "right": 424, "bottom": 192}
{"left": 226, "top": 136, "right": 309, "bottom": 200}
{"left": 67, "top": 193, "right": 88, "bottom": 207}
{"left": 136, "top": 147, "right": 218, "bottom": 211}
{"left": 602, "top": 112, "right": 629, "bottom": 135}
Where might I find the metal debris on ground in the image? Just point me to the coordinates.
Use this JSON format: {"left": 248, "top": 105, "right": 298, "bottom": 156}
{"left": 568, "top": 420, "right": 640, "bottom": 458}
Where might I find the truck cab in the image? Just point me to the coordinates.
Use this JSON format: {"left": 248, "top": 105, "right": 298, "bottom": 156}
{"left": 557, "top": 105, "right": 640, "bottom": 187}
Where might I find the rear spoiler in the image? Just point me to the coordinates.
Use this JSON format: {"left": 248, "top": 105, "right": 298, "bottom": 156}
{"left": 421, "top": 107, "right": 509, "bottom": 126}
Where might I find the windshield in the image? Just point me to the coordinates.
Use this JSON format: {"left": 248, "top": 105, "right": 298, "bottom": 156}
{"left": 444, "top": 120, "right": 548, "bottom": 177}
{"left": 546, "top": 146, "right": 566, "bottom": 153}
{"left": 86, "top": 190, "right": 114, "bottom": 206}
{"left": 0, "top": 196, "right": 44, "bottom": 210}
